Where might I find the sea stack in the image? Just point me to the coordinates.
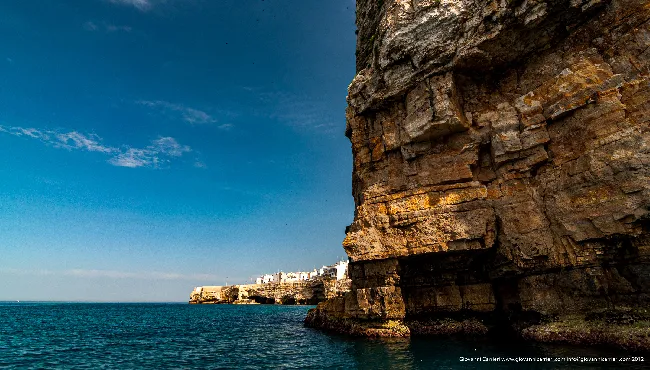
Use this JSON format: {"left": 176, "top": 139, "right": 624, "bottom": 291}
{"left": 306, "top": 0, "right": 650, "bottom": 350}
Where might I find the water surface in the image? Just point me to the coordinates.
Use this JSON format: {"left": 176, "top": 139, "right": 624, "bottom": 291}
{"left": 0, "top": 302, "right": 644, "bottom": 369}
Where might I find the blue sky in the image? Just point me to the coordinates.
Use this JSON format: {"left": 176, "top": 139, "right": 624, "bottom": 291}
{"left": 0, "top": 0, "right": 357, "bottom": 301}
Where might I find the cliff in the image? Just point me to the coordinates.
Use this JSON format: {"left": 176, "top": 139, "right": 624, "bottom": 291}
{"left": 305, "top": 0, "right": 650, "bottom": 350}
{"left": 190, "top": 278, "right": 351, "bottom": 305}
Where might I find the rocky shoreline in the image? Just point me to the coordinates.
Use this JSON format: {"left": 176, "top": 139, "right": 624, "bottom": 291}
{"left": 522, "top": 309, "right": 650, "bottom": 352}
{"left": 190, "top": 278, "right": 351, "bottom": 305}
{"left": 306, "top": 306, "right": 650, "bottom": 352}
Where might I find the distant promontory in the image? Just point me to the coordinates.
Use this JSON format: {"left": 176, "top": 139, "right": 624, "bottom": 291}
{"left": 190, "top": 261, "right": 350, "bottom": 305}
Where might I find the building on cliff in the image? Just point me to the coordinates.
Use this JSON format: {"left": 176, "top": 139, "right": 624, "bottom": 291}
{"left": 253, "top": 261, "right": 349, "bottom": 285}
{"left": 305, "top": 0, "right": 650, "bottom": 351}
{"left": 190, "top": 261, "right": 351, "bottom": 305}
{"left": 318, "top": 261, "right": 349, "bottom": 281}
{"left": 256, "top": 274, "right": 275, "bottom": 284}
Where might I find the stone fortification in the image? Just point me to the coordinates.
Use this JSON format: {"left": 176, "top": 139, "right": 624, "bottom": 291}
{"left": 305, "top": 0, "right": 650, "bottom": 350}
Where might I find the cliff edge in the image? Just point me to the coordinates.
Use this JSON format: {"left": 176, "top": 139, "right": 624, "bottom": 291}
{"left": 305, "top": 0, "right": 650, "bottom": 351}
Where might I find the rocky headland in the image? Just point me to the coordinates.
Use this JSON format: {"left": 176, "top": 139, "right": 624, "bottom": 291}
{"left": 190, "top": 278, "right": 351, "bottom": 305}
{"left": 305, "top": 0, "right": 650, "bottom": 351}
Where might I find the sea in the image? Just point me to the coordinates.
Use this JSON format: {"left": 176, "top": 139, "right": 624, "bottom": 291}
{"left": 0, "top": 302, "right": 645, "bottom": 369}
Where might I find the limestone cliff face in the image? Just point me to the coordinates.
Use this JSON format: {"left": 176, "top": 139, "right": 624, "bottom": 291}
{"left": 306, "top": 0, "right": 650, "bottom": 347}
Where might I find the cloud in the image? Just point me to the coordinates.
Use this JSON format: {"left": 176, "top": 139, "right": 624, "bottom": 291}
{"left": 11, "top": 127, "right": 48, "bottom": 139}
{"left": 151, "top": 136, "right": 191, "bottom": 157}
{"left": 108, "top": 148, "right": 155, "bottom": 168}
{"left": 217, "top": 123, "right": 234, "bottom": 130}
{"left": 84, "top": 21, "right": 132, "bottom": 33}
{"left": 6, "top": 57, "right": 13, "bottom": 64}
{"left": 105, "top": 0, "right": 198, "bottom": 13}
{"left": 138, "top": 100, "right": 222, "bottom": 125}
{"left": 260, "top": 91, "right": 339, "bottom": 134}
{"left": 0, "top": 125, "right": 192, "bottom": 169}
{"left": 0, "top": 268, "right": 219, "bottom": 281}
{"left": 182, "top": 107, "right": 214, "bottom": 124}
{"left": 106, "top": 0, "right": 153, "bottom": 12}
{"left": 65, "top": 269, "right": 218, "bottom": 280}
{"left": 106, "top": 24, "right": 133, "bottom": 32}
{"left": 0, "top": 126, "right": 116, "bottom": 154}
{"left": 108, "top": 136, "right": 190, "bottom": 168}
{"left": 55, "top": 131, "right": 117, "bottom": 153}
{"left": 83, "top": 21, "right": 98, "bottom": 31}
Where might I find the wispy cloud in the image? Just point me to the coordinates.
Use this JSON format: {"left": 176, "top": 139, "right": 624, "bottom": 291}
{"left": 217, "top": 123, "right": 234, "bottom": 130}
{"left": 0, "top": 268, "right": 219, "bottom": 281}
{"left": 0, "top": 125, "right": 192, "bottom": 169}
{"left": 84, "top": 21, "right": 132, "bottom": 33}
{"left": 152, "top": 136, "right": 191, "bottom": 156}
{"left": 108, "top": 136, "right": 191, "bottom": 168}
{"left": 55, "top": 131, "right": 117, "bottom": 153}
{"left": 108, "top": 148, "right": 156, "bottom": 168}
{"left": 5, "top": 57, "right": 13, "bottom": 64}
{"left": 138, "top": 100, "right": 227, "bottom": 126}
{"left": 106, "top": 0, "right": 153, "bottom": 12}
{"left": 260, "top": 91, "right": 339, "bottom": 134}
{"left": 105, "top": 0, "right": 197, "bottom": 13}
{"left": 182, "top": 107, "right": 214, "bottom": 124}
{"left": 83, "top": 21, "right": 99, "bottom": 31}
{"left": 65, "top": 269, "right": 219, "bottom": 280}
{"left": 106, "top": 24, "right": 133, "bottom": 32}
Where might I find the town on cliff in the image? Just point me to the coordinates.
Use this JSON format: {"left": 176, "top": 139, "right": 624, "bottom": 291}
{"left": 189, "top": 260, "right": 350, "bottom": 305}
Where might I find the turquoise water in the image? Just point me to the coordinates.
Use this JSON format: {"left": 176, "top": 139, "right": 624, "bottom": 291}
{"left": 0, "top": 302, "right": 644, "bottom": 369}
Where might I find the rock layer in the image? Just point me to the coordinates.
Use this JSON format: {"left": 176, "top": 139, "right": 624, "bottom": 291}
{"left": 190, "top": 278, "right": 351, "bottom": 305}
{"left": 306, "top": 0, "right": 650, "bottom": 349}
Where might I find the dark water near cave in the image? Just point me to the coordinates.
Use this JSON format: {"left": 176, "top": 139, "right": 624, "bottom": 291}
{"left": 0, "top": 302, "right": 645, "bottom": 369}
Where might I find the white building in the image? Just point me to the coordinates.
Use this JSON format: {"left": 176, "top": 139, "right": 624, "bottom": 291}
{"left": 334, "top": 260, "right": 349, "bottom": 280}
{"left": 273, "top": 271, "right": 286, "bottom": 284}
{"left": 253, "top": 261, "right": 349, "bottom": 285}
{"left": 285, "top": 272, "right": 299, "bottom": 282}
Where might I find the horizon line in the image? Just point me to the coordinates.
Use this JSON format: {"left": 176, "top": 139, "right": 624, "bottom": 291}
{"left": 1, "top": 300, "right": 188, "bottom": 304}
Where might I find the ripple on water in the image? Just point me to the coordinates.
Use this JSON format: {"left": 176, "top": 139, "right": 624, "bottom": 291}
{"left": 0, "top": 303, "right": 645, "bottom": 369}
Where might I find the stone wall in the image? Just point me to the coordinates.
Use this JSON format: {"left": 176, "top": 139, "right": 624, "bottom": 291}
{"left": 306, "top": 0, "right": 650, "bottom": 349}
